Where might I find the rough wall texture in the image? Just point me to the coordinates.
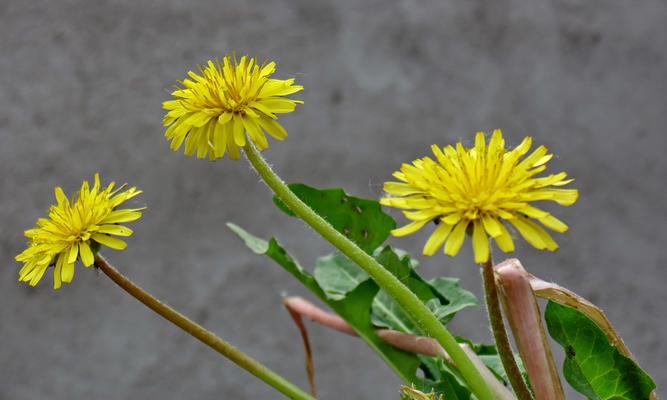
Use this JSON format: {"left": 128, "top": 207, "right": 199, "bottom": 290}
{"left": 1, "top": 1, "right": 665, "bottom": 399}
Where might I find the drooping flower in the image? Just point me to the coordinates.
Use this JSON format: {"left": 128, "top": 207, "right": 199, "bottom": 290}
{"left": 162, "top": 55, "right": 303, "bottom": 160}
{"left": 381, "top": 130, "right": 578, "bottom": 263}
{"left": 15, "top": 174, "right": 144, "bottom": 289}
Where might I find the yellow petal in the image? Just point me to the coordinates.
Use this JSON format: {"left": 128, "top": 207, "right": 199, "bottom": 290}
{"left": 514, "top": 136, "right": 533, "bottom": 156}
{"left": 101, "top": 209, "right": 143, "bottom": 224}
{"left": 232, "top": 116, "right": 247, "bottom": 147}
{"left": 213, "top": 123, "right": 227, "bottom": 158}
{"left": 519, "top": 189, "right": 578, "bottom": 206}
{"left": 403, "top": 210, "right": 441, "bottom": 221}
{"left": 53, "top": 254, "right": 64, "bottom": 289}
{"left": 472, "top": 220, "right": 490, "bottom": 263}
{"left": 383, "top": 182, "right": 421, "bottom": 196}
{"left": 518, "top": 205, "right": 550, "bottom": 219}
{"left": 474, "top": 132, "right": 486, "bottom": 154}
{"left": 257, "top": 98, "right": 298, "bottom": 113}
{"left": 227, "top": 130, "right": 241, "bottom": 160}
{"left": 186, "top": 112, "right": 213, "bottom": 128}
{"left": 61, "top": 262, "right": 75, "bottom": 283}
{"left": 488, "top": 129, "right": 505, "bottom": 154}
{"left": 29, "top": 265, "right": 48, "bottom": 286}
{"left": 257, "top": 117, "right": 288, "bottom": 140}
{"left": 510, "top": 217, "right": 559, "bottom": 251}
{"left": 243, "top": 118, "right": 268, "bottom": 150}
{"left": 442, "top": 213, "right": 462, "bottom": 226}
{"left": 444, "top": 220, "right": 469, "bottom": 257}
{"left": 91, "top": 233, "right": 127, "bottom": 250}
{"left": 391, "top": 219, "right": 429, "bottom": 237}
{"left": 54, "top": 187, "right": 68, "bottom": 206}
{"left": 494, "top": 222, "right": 515, "bottom": 253}
{"left": 67, "top": 244, "right": 79, "bottom": 264}
{"left": 162, "top": 99, "right": 183, "bottom": 110}
{"left": 422, "top": 223, "right": 453, "bottom": 256}
{"left": 539, "top": 214, "right": 569, "bottom": 233}
{"left": 97, "top": 224, "right": 133, "bottom": 237}
{"left": 251, "top": 101, "right": 278, "bottom": 119}
{"left": 183, "top": 129, "right": 198, "bottom": 156}
{"left": 195, "top": 126, "right": 209, "bottom": 159}
{"left": 79, "top": 241, "right": 95, "bottom": 267}
{"left": 481, "top": 215, "right": 503, "bottom": 237}
{"left": 168, "top": 127, "right": 188, "bottom": 151}
{"left": 217, "top": 112, "right": 232, "bottom": 125}
{"left": 509, "top": 218, "right": 545, "bottom": 249}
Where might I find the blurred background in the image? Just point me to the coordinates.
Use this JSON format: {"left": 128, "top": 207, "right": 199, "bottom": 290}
{"left": 1, "top": 0, "right": 665, "bottom": 398}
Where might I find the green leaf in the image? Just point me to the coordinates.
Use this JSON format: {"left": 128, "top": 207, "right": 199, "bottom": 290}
{"left": 314, "top": 252, "right": 369, "bottom": 300}
{"left": 228, "top": 224, "right": 482, "bottom": 399}
{"left": 370, "top": 247, "right": 478, "bottom": 334}
{"left": 227, "top": 223, "right": 316, "bottom": 291}
{"left": 428, "top": 278, "right": 478, "bottom": 324}
{"left": 418, "top": 356, "right": 473, "bottom": 400}
{"left": 475, "top": 350, "right": 527, "bottom": 387}
{"left": 545, "top": 301, "right": 656, "bottom": 400}
{"left": 227, "top": 223, "right": 422, "bottom": 385}
{"left": 371, "top": 247, "right": 436, "bottom": 334}
{"left": 451, "top": 338, "right": 530, "bottom": 388}
{"left": 273, "top": 183, "right": 396, "bottom": 254}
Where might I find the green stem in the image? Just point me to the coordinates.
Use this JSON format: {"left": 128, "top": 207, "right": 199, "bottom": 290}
{"left": 243, "top": 142, "right": 495, "bottom": 400}
{"left": 482, "top": 257, "right": 534, "bottom": 400}
{"left": 95, "top": 254, "right": 315, "bottom": 400}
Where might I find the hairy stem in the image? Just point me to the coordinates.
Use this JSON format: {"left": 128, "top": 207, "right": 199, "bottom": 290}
{"left": 95, "top": 254, "right": 315, "bottom": 400}
{"left": 482, "top": 258, "right": 534, "bottom": 400}
{"left": 243, "top": 142, "right": 494, "bottom": 400}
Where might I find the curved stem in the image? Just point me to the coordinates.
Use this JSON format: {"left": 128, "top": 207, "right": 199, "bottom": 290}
{"left": 95, "top": 254, "right": 315, "bottom": 400}
{"left": 243, "top": 142, "right": 495, "bottom": 400}
{"left": 482, "top": 257, "right": 534, "bottom": 400}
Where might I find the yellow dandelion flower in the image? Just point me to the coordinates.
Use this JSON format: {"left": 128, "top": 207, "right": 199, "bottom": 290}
{"left": 381, "top": 130, "right": 578, "bottom": 263}
{"left": 15, "top": 174, "right": 144, "bottom": 289}
{"left": 162, "top": 55, "right": 304, "bottom": 160}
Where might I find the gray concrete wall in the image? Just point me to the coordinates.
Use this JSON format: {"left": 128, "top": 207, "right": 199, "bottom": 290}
{"left": 1, "top": 1, "right": 665, "bottom": 398}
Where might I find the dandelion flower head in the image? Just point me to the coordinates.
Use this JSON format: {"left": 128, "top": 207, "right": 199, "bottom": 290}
{"left": 15, "top": 174, "right": 144, "bottom": 289}
{"left": 163, "top": 55, "right": 304, "bottom": 160}
{"left": 381, "top": 130, "right": 578, "bottom": 263}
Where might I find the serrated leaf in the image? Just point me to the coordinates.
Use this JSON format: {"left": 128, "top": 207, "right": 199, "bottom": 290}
{"left": 227, "top": 223, "right": 315, "bottom": 289}
{"left": 227, "top": 223, "right": 422, "bottom": 385}
{"left": 449, "top": 337, "right": 530, "bottom": 390}
{"left": 229, "top": 224, "right": 481, "bottom": 399}
{"left": 371, "top": 247, "right": 436, "bottom": 334}
{"left": 428, "top": 278, "right": 478, "bottom": 324}
{"left": 371, "top": 247, "right": 478, "bottom": 334}
{"left": 476, "top": 352, "right": 528, "bottom": 387}
{"left": 314, "top": 252, "right": 369, "bottom": 300}
{"left": 545, "top": 301, "right": 656, "bottom": 400}
{"left": 418, "top": 355, "right": 473, "bottom": 400}
{"left": 273, "top": 183, "right": 396, "bottom": 254}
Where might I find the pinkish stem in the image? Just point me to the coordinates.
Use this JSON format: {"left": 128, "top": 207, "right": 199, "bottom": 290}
{"left": 284, "top": 296, "right": 515, "bottom": 399}
{"left": 495, "top": 259, "right": 564, "bottom": 400}
{"left": 283, "top": 296, "right": 357, "bottom": 336}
